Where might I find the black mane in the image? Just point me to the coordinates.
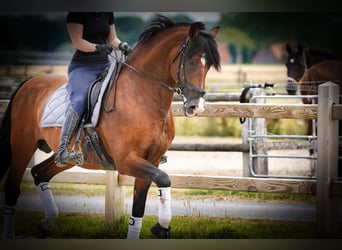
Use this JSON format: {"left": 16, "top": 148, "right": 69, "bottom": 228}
{"left": 138, "top": 15, "right": 175, "bottom": 43}
{"left": 138, "top": 15, "right": 221, "bottom": 71}
{"left": 304, "top": 48, "right": 338, "bottom": 67}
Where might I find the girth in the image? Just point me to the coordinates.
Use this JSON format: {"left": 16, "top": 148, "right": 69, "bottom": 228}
{"left": 83, "top": 127, "right": 115, "bottom": 170}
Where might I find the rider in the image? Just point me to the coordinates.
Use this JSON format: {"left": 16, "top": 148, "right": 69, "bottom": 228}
{"left": 55, "top": 12, "right": 129, "bottom": 167}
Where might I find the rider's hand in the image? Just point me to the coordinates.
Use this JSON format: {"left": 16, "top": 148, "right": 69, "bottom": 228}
{"left": 119, "top": 42, "right": 131, "bottom": 56}
{"left": 95, "top": 44, "right": 113, "bottom": 55}
{"left": 119, "top": 42, "right": 128, "bottom": 51}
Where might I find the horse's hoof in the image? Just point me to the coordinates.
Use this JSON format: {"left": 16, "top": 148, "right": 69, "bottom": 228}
{"left": 36, "top": 219, "right": 52, "bottom": 239}
{"left": 150, "top": 223, "right": 171, "bottom": 239}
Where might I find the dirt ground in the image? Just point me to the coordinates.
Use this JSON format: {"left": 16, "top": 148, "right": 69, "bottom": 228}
{"left": 30, "top": 136, "right": 314, "bottom": 178}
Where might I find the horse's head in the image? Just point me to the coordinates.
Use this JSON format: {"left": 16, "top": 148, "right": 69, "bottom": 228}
{"left": 285, "top": 43, "right": 306, "bottom": 95}
{"left": 131, "top": 15, "right": 220, "bottom": 117}
{"left": 172, "top": 22, "right": 221, "bottom": 117}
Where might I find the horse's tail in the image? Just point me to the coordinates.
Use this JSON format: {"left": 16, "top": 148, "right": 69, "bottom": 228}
{"left": 0, "top": 79, "right": 28, "bottom": 180}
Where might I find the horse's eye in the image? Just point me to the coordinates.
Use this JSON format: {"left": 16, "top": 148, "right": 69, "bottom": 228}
{"left": 188, "top": 59, "right": 196, "bottom": 66}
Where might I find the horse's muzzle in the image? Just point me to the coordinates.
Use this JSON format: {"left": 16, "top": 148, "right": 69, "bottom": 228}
{"left": 183, "top": 97, "right": 205, "bottom": 117}
{"left": 286, "top": 77, "right": 298, "bottom": 95}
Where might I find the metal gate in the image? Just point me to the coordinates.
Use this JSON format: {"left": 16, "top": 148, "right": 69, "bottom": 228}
{"left": 244, "top": 87, "right": 318, "bottom": 179}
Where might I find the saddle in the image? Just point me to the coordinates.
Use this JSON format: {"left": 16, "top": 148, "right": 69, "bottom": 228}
{"left": 40, "top": 60, "right": 123, "bottom": 170}
{"left": 82, "top": 61, "right": 122, "bottom": 170}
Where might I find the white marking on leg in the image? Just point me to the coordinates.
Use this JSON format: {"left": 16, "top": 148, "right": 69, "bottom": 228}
{"left": 157, "top": 187, "right": 171, "bottom": 229}
{"left": 127, "top": 216, "right": 143, "bottom": 239}
{"left": 37, "top": 182, "right": 58, "bottom": 219}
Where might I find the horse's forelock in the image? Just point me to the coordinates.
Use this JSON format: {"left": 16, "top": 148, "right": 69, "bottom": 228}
{"left": 187, "top": 32, "right": 221, "bottom": 71}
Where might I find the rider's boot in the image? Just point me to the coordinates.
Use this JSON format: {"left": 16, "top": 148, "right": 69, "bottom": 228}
{"left": 55, "top": 107, "right": 83, "bottom": 167}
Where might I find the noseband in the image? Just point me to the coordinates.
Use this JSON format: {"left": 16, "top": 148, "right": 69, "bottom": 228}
{"left": 121, "top": 36, "right": 206, "bottom": 101}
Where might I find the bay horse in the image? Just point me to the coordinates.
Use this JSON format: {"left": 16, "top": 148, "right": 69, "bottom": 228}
{"left": 285, "top": 44, "right": 342, "bottom": 176}
{"left": 299, "top": 59, "right": 342, "bottom": 176}
{"left": 285, "top": 43, "right": 339, "bottom": 95}
{"left": 0, "top": 15, "right": 221, "bottom": 239}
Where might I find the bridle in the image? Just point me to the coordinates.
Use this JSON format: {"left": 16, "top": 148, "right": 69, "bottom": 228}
{"left": 287, "top": 50, "right": 308, "bottom": 84}
{"left": 120, "top": 36, "right": 206, "bottom": 102}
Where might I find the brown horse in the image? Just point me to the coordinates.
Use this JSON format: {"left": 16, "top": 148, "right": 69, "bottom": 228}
{"left": 285, "top": 43, "right": 339, "bottom": 95}
{"left": 285, "top": 44, "right": 342, "bottom": 172}
{"left": 0, "top": 15, "right": 220, "bottom": 239}
{"left": 299, "top": 59, "right": 342, "bottom": 176}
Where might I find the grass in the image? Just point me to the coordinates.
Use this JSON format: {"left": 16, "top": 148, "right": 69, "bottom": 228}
{"left": 8, "top": 211, "right": 330, "bottom": 239}
{"left": 8, "top": 181, "right": 324, "bottom": 239}
{"left": 174, "top": 116, "right": 307, "bottom": 138}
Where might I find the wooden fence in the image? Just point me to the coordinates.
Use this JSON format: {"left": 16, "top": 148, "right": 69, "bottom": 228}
{"left": 1, "top": 82, "right": 342, "bottom": 236}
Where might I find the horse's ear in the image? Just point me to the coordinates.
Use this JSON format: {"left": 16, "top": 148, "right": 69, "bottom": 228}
{"left": 210, "top": 26, "right": 220, "bottom": 38}
{"left": 286, "top": 43, "right": 292, "bottom": 54}
{"left": 298, "top": 44, "right": 303, "bottom": 54}
{"left": 189, "top": 22, "right": 203, "bottom": 39}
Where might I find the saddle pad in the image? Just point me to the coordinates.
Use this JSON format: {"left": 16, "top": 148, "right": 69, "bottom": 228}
{"left": 40, "top": 62, "right": 116, "bottom": 128}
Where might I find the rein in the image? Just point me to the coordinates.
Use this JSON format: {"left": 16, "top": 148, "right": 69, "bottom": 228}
{"left": 121, "top": 61, "right": 180, "bottom": 94}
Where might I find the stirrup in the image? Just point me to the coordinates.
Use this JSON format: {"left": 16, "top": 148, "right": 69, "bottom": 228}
{"left": 55, "top": 150, "right": 84, "bottom": 168}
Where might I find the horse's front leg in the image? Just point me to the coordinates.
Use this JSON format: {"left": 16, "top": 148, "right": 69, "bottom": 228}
{"left": 127, "top": 178, "right": 150, "bottom": 239}
{"left": 122, "top": 156, "right": 171, "bottom": 239}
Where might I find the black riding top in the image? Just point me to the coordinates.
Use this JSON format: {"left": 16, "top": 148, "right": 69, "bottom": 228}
{"left": 66, "top": 12, "right": 115, "bottom": 64}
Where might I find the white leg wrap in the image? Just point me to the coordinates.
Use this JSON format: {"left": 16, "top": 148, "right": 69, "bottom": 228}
{"left": 157, "top": 187, "right": 171, "bottom": 229}
{"left": 2, "top": 205, "right": 16, "bottom": 239}
{"left": 37, "top": 182, "right": 58, "bottom": 219}
{"left": 127, "top": 216, "right": 142, "bottom": 239}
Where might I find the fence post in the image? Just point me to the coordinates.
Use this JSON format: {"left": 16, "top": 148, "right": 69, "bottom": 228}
{"left": 105, "top": 171, "right": 125, "bottom": 224}
{"left": 242, "top": 121, "right": 250, "bottom": 176}
{"left": 316, "top": 81, "right": 339, "bottom": 237}
{"left": 242, "top": 87, "right": 268, "bottom": 176}
{"left": 252, "top": 87, "right": 268, "bottom": 175}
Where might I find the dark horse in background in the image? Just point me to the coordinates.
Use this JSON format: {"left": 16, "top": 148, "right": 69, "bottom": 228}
{"left": 285, "top": 43, "right": 340, "bottom": 138}
{"left": 285, "top": 44, "right": 342, "bottom": 177}
{"left": 0, "top": 15, "right": 221, "bottom": 239}
{"left": 285, "top": 43, "right": 340, "bottom": 95}
{"left": 293, "top": 59, "right": 342, "bottom": 177}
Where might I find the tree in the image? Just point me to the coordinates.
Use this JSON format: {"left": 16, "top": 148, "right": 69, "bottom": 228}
{"left": 219, "top": 12, "right": 342, "bottom": 55}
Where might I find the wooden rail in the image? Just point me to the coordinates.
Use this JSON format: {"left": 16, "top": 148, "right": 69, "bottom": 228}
{"left": 22, "top": 168, "right": 316, "bottom": 194}
{"left": 172, "top": 102, "right": 317, "bottom": 119}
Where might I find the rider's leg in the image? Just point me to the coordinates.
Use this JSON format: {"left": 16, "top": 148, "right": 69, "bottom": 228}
{"left": 55, "top": 106, "right": 82, "bottom": 167}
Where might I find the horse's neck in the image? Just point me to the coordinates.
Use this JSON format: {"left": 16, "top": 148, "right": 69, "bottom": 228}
{"left": 120, "top": 36, "right": 182, "bottom": 116}
{"left": 306, "top": 49, "right": 335, "bottom": 68}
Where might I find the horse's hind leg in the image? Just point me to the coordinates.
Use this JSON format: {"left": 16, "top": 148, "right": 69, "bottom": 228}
{"left": 30, "top": 152, "right": 71, "bottom": 238}
{"left": 30, "top": 154, "right": 58, "bottom": 238}
{"left": 2, "top": 146, "right": 36, "bottom": 239}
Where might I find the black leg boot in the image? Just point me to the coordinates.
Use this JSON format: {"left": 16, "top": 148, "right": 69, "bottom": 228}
{"left": 55, "top": 107, "right": 83, "bottom": 167}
